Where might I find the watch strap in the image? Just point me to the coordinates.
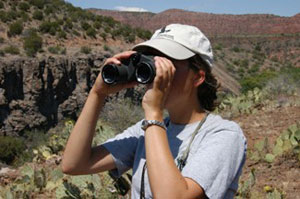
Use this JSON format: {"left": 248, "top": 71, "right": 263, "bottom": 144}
{"left": 142, "top": 119, "right": 167, "bottom": 131}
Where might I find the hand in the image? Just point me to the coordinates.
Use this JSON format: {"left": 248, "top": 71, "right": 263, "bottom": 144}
{"left": 91, "top": 51, "right": 138, "bottom": 97}
{"left": 142, "top": 56, "right": 176, "bottom": 119}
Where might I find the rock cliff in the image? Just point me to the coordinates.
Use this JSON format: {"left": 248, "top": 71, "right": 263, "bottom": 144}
{"left": 0, "top": 54, "right": 110, "bottom": 136}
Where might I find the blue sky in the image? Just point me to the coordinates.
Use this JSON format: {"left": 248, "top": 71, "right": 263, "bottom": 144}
{"left": 66, "top": 0, "right": 300, "bottom": 17}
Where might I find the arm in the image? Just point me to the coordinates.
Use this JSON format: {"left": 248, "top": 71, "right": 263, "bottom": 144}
{"left": 142, "top": 57, "right": 206, "bottom": 198}
{"left": 61, "top": 51, "right": 137, "bottom": 175}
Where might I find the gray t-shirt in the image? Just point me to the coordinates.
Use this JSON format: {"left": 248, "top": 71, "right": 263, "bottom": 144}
{"left": 102, "top": 114, "right": 247, "bottom": 199}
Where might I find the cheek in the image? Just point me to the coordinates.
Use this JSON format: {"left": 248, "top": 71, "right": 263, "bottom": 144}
{"left": 169, "top": 70, "right": 194, "bottom": 95}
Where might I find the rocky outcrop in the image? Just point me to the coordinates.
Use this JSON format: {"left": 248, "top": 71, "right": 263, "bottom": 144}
{"left": 0, "top": 54, "right": 111, "bottom": 136}
{"left": 0, "top": 52, "right": 241, "bottom": 136}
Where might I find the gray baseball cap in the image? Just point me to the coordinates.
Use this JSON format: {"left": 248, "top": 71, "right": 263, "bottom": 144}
{"left": 133, "top": 24, "right": 213, "bottom": 67}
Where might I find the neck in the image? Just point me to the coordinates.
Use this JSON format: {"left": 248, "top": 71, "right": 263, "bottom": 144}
{"left": 167, "top": 100, "right": 207, "bottom": 125}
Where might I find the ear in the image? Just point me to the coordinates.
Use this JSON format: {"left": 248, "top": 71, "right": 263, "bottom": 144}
{"left": 193, "top": 70, "right": 205, "bottom": 87}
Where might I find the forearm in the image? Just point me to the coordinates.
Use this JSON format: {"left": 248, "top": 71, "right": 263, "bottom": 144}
{"left": 144, "top": 115, "right": 188, "bottom": 198}
{"left": 62, "top": 88, "right": 106, "bottom": 172}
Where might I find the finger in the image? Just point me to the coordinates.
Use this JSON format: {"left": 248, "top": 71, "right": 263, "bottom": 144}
{"left": 157, "top": 57, "right": 172, "bottom": 90}
{"left": 104, "top": 51, "right": 136, "bottom": 66}
{"left": 160, "top": 57, "right": 173, "bottom": 83}
{"left": 155, "top": 57, "right": 169, "bottom": 90}
{"left": 113, "top": 51, "right": 136, "bottom": 60}
{"left": 153, "top": 58, "right": 164, "bottom": 89}
{"left": 104, "top": 57, "right": 121, "bottom": 65}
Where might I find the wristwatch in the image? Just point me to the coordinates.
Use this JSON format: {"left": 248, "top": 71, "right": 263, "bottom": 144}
{"left": 141, "top": 120, "right": 167, "bottom": 131}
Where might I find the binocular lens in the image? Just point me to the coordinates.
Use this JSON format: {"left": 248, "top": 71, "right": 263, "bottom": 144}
{"left": 102, "top": 64, "right": 118, "bottom": 84}
{"left": 101, "top": 53, "right": 155, "bottom": 84}
{"left": 136, "top": 63, "right": 155, "bottom": 84}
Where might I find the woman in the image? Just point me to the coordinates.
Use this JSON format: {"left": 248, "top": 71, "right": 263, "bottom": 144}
{"left": 62, "top": 24, "right": 247, "bottom": 199}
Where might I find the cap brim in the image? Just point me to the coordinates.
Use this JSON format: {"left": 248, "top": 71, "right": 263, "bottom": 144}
{"left": 133, "top": 38, "right": 195, "bottom": 60}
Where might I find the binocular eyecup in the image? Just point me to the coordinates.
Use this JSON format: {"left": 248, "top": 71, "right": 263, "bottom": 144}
{"left": 101, "top": 53, "right": 155, "bottom": 85}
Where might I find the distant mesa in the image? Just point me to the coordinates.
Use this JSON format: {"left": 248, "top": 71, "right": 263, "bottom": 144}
{"left": 89, "top": 8, "right": 300, "bottom": 36}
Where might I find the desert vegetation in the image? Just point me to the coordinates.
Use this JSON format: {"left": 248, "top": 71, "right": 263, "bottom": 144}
{"left": 0, "top": 0, "right": 152, "bottom": 57}
{"left": 0, "top": 0, "right": 299, "bottom": 198}
{"left": 0, "top": 72, "right": 299, "bottom": 198}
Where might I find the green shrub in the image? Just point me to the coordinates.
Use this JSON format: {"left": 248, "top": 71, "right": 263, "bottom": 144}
{"left": 240, "top": 59, "right": 249, "bottom": 68}
{"left": 125, "top": 34, "right": 135, "bottom": 43}
{"left": 57, "top": 31, "right": 67, "bottom": 39}
{"left": 20, "top": 11, "right": 29, "bottom": 22}
{"left": 32, "top": 10, "right": 43, "bottom": 20}
{"left": 29, "top": 0, "right": 45, "bottom": 9}
{"left": 70, "top": 12, "right": 79, "bottom": 22}
{"left": 80, "top": 46, "right": 91, "bottom": 54}
{"left": 240, "top": 70, "right": 278, "bottom": 93}
{"left": 23, "top": 30, "right": 43, "bottom": 57}
{"left": 18, "top": 2, "right": 30, "bottom": 12}
{"left": 0, "top": 136, "right": 26, "bottom": 164}
{"left": 81, "top": 22, "right": 91, "bottom": 31}
{"left": 57, "top": 19, "right": 64, "bottom": 26}
{"left": 6, "top": 10, "right": 18, "bottom": 21}
{"left": 103, "top": 44, "right": 111, "bottom": 52}
{"left": 44, "top": 5, "right": 54, "bottom": 15}
{"left": 0, "top": 50, "right": 5, "bottom": 56}
{"left": 39, "top": 21, "right": 52, "bottom": 33}
{"left": 104, "top": 26, "right": 111, "bottom": 34}
{"left": 231, "top": 46, "right": 241, "bottom": 53}
{"left": 39, "top": 21, "right": 60, "bottom": 35}
{"left": 86, "top": 27, "right": 96, "bottom": 38}
{"left": 72, "top": 29, "right": 80, "bottom": 37}
{"left": 119, "top": 25, "right": 131, "bottom": 37}
{"left": 0, "top": 37, "right": 4, "bottom": 43}
{"left": 0, "top": 11, "right": 8, "bottom": 22}
{"left": 135, "top": 27, "right": 152, "bottom": 40}
{"left": 4, "top": 45, "right": 20, "bottom": 55}
{"left": 65, "top": 19, "right": 73, "bottom": 30}
{"left": 111, "top": 28, "right": 122, "bottom": 39}
{"left": 48, "top": 46, "right": 60, "bottom": 54}
{"left": 254, "top": 44, "right": 262, "bottom": 52}
{"left": 248, "top": 63, "right": 260, "bottom": 74}
{"left": 49, "top": 26, "right": 57, "bottom": 36}
{"left": 0, "top": 2, "right": 4, "bottom": 9}
{"left": 48, "top": 45, "right": 66, "bottom": 54}
{"left": 95, "top": 15, "right": 103, "bottom": 22}
{"left": 8, "top": 21, "right": 23, "bottom": 36}
{"left": 100, "top": 32, "right": 107, "bottom": 41}
{"left": 214, "top": 43, "right": 223, "bottom": 51}
{"left": 103, "top": 16, "right": 116, "bottom": 28}
{"left": 263, "top": 67, "right": 300, "bottom": 98}
{"left": 93, "top": 21, "right": 101, "bottom": 29}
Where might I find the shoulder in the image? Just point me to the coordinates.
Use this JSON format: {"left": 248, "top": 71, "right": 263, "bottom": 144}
{"left": 203, "top": 113, "right": 246, "bottom": 143}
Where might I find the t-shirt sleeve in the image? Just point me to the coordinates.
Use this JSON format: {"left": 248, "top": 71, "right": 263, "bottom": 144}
{"left": 181, "top": 123, "right": 247, "bottom": 199}
{"left": 101, "top": 120, "right": 143, "bottom": 177}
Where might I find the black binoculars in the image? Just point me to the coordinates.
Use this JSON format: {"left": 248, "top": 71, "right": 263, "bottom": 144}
{"left": 101, "top": 53, "right": 155, "bottom": 84}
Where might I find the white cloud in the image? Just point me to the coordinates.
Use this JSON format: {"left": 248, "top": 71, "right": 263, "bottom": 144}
{"left": 115, "top": 6, "right": 148, "bottom": 12}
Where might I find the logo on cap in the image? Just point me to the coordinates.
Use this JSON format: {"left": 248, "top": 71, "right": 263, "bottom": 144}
{"left": 157, "top": 26, "right": 174, "bottom": 40}
{"left": 159, "top": 26, "right": 171, "bottom": 34}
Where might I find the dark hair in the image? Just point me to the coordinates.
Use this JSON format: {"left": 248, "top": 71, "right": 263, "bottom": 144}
{"left": 188, "top": 55, "right": 220, "bottom": 112}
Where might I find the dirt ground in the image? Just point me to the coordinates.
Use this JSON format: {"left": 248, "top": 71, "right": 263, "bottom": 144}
{"left": 1, "top": 103, "right": 299, "bottom": 198}
{"left": 234, "top": 105, "right": 300, "bottom": 199}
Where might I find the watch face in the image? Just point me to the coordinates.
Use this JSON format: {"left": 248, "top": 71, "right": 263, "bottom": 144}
{"left": 141, "top": 120, "right": 148, "bottom": 130}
